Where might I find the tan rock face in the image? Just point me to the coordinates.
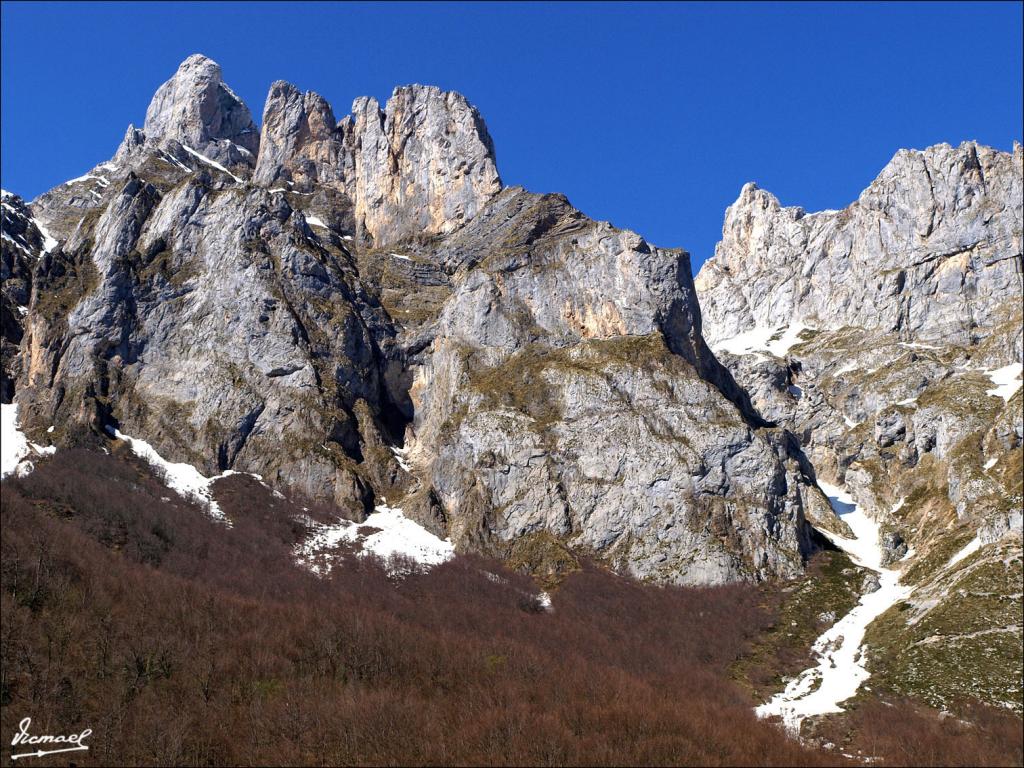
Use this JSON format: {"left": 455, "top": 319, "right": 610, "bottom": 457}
{"left": 349, "top": 86, "right": 502, "bottom": 244}
{"left": 254, "top": 81, "right": 500, "bottom": 247}
{"left": 253, "top": 81, "right": 350, "bottom": 191}
{"left": 380, "top": 86, "right": 499, "bottom": 240}
{"left": 562, "top": 299, "right": 629, "bottom": 338}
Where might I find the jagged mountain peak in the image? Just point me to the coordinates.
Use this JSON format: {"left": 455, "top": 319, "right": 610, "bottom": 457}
{"left": 142, "top": 53, "right": 259, "bottom": 162}
{"left": 254, "top": 74, "right": 500, "bottom": 244}
{"left": 698, "top": 140, "right": 1022, "bottom": 345}
{"left": 32, "top": 58, "right": 503, "bottom": 250}
{"left": 253, "top": 79, "right": 343, "bottom": 189}
{"left": 177, "top": 51, "right": 220, "bottom": 71}
{"left": 725, "top": 141, "right": 1020, "bottom": 221}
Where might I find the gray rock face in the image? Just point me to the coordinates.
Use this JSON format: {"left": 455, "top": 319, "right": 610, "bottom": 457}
{"left": 695, "top": 143, "right": 1022, "bottom": 523}
{"left": 143, "top": 54, "right": 259, "bottom": 165}
{"left": 10, "top": 54, "right": 824, "bottom": 589}
{"left": 18, "top": 169, "right": 403, "bottom": 517}
{"left": 404, "top": 188, "right": 816, "bottom": 584}
{"left": 696, "top": 142, "right": 1023, "bottom": 346}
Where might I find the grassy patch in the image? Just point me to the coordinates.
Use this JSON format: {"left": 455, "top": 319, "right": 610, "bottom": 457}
{"left": 866, "top": 553, "right": 1023, "bottom": 714}
{"left": 733, "top": 549, "right": 863, "bottom": 701}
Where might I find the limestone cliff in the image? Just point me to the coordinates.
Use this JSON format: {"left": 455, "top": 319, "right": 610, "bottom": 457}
{"left": 4, "top": 55, "right": 821, "bottom": 584}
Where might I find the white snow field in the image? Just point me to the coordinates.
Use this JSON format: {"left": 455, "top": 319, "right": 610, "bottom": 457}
{"left": 946, "top": 535, "right": 983, "bottom": 570}
{"left": 1, "top": 403, "right": 56, "bottom": 479}
{"left": 296, "top": 501, "right": 454, "bottom": 577}
{"left": 712, "top": 321, "right": 810, "bottom": 358}
{"left": 984, "top": 363, "right": 1023, "bottom": 403}
{"left": 756, "top": 482, "right": 913, "bottom": 732}
{"left": 111, "top": 427, "right": 236, "bottom": 524}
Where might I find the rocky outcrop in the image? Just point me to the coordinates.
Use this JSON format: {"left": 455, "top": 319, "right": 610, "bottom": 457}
{"left": 695, "top": 142, "right": 1023, "bottom": 522}
{"left": 253, "top": 81, "right": 350, "bottom": 192}
{"left": 348, "top": 86, "right": 501, "bottom": 245}
{"left": 17, "top": 168, "right": 409, "bottom": 517}
{"left": 403, "top": 188, "right": 818, "bottom": 584}
{"left": 253, "top": 80, "right": 502, "bottom": 245}
{"left": 1, "top": 191, "right": 49, "bottom": 401}
{"left": 143, "top": 53, "right": 259, "bottom": 166}
{"left": 695, "top": 142, "right": 1023, "bottom": 346}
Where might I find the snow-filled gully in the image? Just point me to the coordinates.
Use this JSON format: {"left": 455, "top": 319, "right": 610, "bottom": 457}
{"left": 756, "top": 481, "right": 913, "bottom": 733}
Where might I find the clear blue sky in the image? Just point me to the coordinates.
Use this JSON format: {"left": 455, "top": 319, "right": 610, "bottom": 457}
{"left": 2, "top": 1, "right": 1021, "bottom": 268}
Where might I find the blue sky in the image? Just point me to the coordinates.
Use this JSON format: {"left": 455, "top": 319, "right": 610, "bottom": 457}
{"left": 2, "top": 1, "right": 1021, "bottom": 268}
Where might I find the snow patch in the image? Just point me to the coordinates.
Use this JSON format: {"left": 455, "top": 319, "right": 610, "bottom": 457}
{"left": 64, "top": 171, "right": 109, "bottom": 187}
{"left": 110, "top": 428, "right": 233, "bottom": 525}
{"left": 390, "top": 252, "right": 413, "bottom": 262}
{"left": 296, "top": 501, "right": 454, "bottom": 576}
{"left": 34, "top": 219, "right": 58, "bottom": 253}
{"left": 834, "top": 361, "right": 860, "bottom": 375}
{"left": 1, "top": 403, "right": 57, "bottom": 479}
{"left": 984, "top": 363, "right": 1023, "bottom": 403}
{"left": 984, "top": 457, "right": 998, "bottom": 470}
{"left": 843, "top": 416, "right": 860, "bottom": 428}
{"left": 181, "top": 145, "right": 242, "bottom": 183}
{"left": 390, "top": 446, "right": 412, "bottom": 472}
{"left": 946, "top": 535, "right": 983, "bottom": 569}
{"left": 2, "top": 232, "right": 31, "bottom": 254}
{"left": 712, "top": 321, "right": 810, "bottom": 358}
{"left": 304, "top": 215, "right": 329, "bottom": 229}
{"left": 158, "top": 150, "right": 192, "bottom": 172}
{"left": 756, "top": 481, "right": 913, "bottom": 732}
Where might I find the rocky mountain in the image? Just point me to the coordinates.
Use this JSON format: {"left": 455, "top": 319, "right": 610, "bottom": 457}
{"left": 2, "top": 54, "right": 833, "bottom": 588}
{"left": 696, "top": 142, "right": 1022, "bottom": 346}
{"left": 696, "top": 147, "right": 1023, "bottom": 713}
{"left": 2, "top": 53, "right": 1021, "bottom": 723}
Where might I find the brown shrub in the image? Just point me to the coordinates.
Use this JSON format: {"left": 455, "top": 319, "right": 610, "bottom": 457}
{"left": 0, "top": 448, "right": 1019, "bottom": 766}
